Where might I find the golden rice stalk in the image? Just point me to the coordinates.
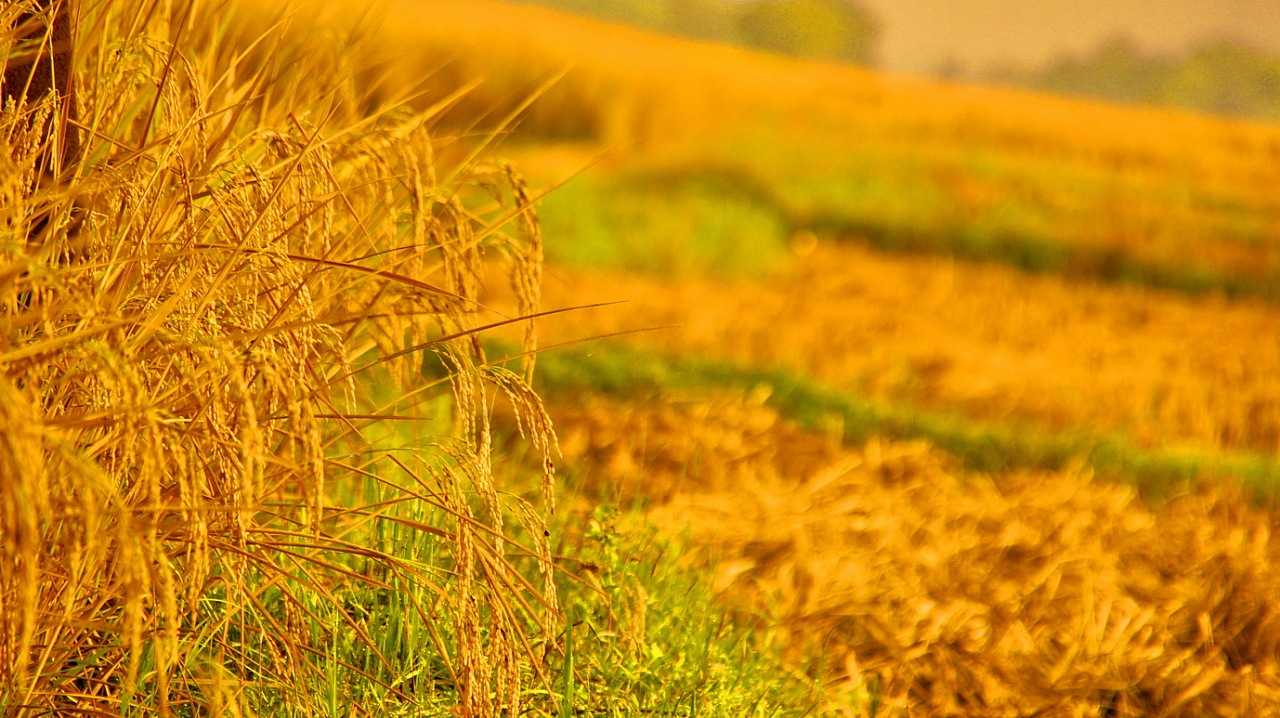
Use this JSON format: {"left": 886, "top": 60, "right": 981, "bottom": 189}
{"left": 1, "top": 1, "right": 559, "bottom": 714}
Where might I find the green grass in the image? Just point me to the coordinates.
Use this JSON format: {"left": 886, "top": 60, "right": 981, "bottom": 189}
{"left": 547, "top": 505, "right": 827, "bottom": 716}
{"left": 804, "top": 210, "right": 1277, "bottom": 299}
{"left": 269, "top": 486, "right": 827, "bottom": 715}
{"left": 535, "top": 133, "right": 1280, "bottom": 299}
{"left": 518, "top": 341, "right": 1280, "bottom": 501}
{"left": 213, "top": 371, "right": 827, "bottom": 716}
{"left": 243, "top": 495, "right": 824, "bottom": 715}
{"left": 539, "top": 168, "right": 790, "bottom": 276}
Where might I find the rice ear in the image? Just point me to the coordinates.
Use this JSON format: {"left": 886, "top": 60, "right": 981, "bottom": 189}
{"left": 1, "top": 2, "right": 558, "bottom": 714}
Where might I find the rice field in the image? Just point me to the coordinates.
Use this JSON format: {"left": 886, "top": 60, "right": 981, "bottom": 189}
{"left": 511, "top": 242, "right": 1280, "bottom": 455}
{"left": 398, "top": 0, "right": 1280, "bottom": 296}
{"left": 4, "top": 0, "right": 1280, "bottom": 715}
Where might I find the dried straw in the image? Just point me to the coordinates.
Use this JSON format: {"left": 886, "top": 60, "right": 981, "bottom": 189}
{"left": 558, "top": 393, "right": 1280, "bottom": 716}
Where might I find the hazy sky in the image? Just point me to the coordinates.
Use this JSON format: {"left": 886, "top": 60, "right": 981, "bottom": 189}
{"left": 858, "top": 0, "right": 1280, "bottom": 73}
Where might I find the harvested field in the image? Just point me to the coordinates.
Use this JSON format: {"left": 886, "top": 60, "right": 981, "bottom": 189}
{"left": 552, "top": 392, "right": 1280, "bottom": 717}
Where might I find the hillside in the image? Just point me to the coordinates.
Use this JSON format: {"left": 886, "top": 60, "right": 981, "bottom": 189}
{"left": 375, "top": 0, "right": 1280, "bottom": 297}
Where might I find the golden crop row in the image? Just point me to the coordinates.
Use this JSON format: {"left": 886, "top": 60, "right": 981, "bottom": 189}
{"left": 514, "top": 241, "right": 1280, "bottom": 454}
{"left": 2, "top": 2, "right": 555, "bottom": 711}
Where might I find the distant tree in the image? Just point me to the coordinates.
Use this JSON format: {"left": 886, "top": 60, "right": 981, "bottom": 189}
{"left": 933, "top": 56, "right": 968, "bottom": 81}
{"left": 538, "top": 0, "right": 670, "bottom": 29}
{"left": 666, "top": 0, "right": 738, "bottom": 44}
{"left": 735, "top": 0, "right": 879, "bottom": 64}
{"left": 530, "top": 0, "right": 881, "bottom": 65}
{"left": 1162, "top": 41, "right": 1280, "bottom": 117}
{"left": 1033, "top": 35, "right": 1168, "bottom": 102}
{"left": 984, "top": 35, "right": 1280, "bottom": 121}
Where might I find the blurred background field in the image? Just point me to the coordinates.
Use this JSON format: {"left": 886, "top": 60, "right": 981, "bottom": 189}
{"left": 4, "top": 0, "right": 1280, "bottom": 715}
{"left": 392, "top": 0, "right": 1280, "bottom": 296}
{"left": 420, "top": 0, "right": 1280, "bottom": 713}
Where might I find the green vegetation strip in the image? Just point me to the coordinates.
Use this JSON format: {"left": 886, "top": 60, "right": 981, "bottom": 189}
{"left": 806, "top": 212, "right": 1280, "bottom": 303}
{"left": 515, "top": 342, "right": 1280, "bottom": 501}
{"left": 540, "top": 164, "right": 1280, "bottom": 301}
{"left": 549, "top": 507, "right": 825, "bottom": 715}
{"left": 537, "top": 163, "right": 1280, "bottom": 300}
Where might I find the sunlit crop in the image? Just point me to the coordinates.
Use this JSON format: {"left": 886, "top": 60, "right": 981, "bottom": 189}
{"left": 1, "top": 2, "right": 557, "bottom": 713}
{"left": 555, "top": 392, "right": 1280, "bottom": 716}
{"left": 6, "top": 0, "right": 1279, "bottom": 715}
{"left": 522, "top": 242, "right": 1280, "bottom": 454}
